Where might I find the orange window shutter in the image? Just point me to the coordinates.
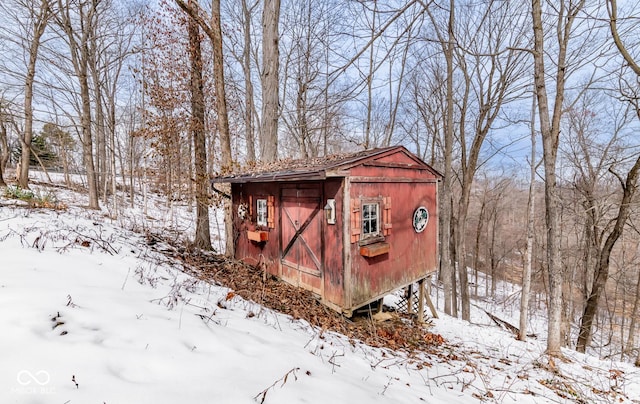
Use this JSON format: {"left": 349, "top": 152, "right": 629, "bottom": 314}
{"left": 383, "top": 197, "right": 392, "bottom": 236}
{"left": 249, "top": 195, "right": 253, "bottom": 216}
{"left": 350, "top": 199, "right": 361, "bottom": 243}
{"left": 267, "top": 195, "right": 275, "bottom": 229}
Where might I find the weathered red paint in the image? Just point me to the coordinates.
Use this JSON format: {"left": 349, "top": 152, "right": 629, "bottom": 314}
{"left": 213, "top": 146, "right": 441, "bottom": 315}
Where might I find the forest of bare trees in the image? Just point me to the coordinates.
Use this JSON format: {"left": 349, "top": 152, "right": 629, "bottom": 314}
{"left": 1, "top": 0, "right": 640, "bottom": 365}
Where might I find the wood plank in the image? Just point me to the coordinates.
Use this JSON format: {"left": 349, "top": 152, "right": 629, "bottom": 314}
{"left": 349, "top": 176, "right": 440, "bottom": 183}
{"left": 362, "top": 161, "right": 420, "bottom": 169}
{"left": 247, "top": 230, "right": 269, "bottom": 242}
{"left": 281, "top": 201, "right": 321, "bottom": 259}
{"left": 417, "top": 279, "right": 425, "bottom": 324}
{"left": 343, "top": 178, "right": 352, "bottom": 309}
{"left": 359, "top": 242, "right": 390, "bottom": 257}
{"left": 281, "top": 259, "right": 321, "bottom": 276}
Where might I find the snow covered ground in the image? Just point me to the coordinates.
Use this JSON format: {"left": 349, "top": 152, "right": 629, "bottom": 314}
{"left": 1, "top": 179, "right": 639, "bottom": 403}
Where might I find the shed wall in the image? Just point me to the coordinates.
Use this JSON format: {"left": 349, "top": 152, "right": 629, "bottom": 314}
{"left": 347, "top": 178, "right": 438, "bottom": 309}
{"left": 232, "top": 182, "right": 281, "bottom": 270}
{"left": 321, "top": 179, "right": 346, "bottom": 308}
{"left": 232, "top": 180, "right": 348, "bottom": 310}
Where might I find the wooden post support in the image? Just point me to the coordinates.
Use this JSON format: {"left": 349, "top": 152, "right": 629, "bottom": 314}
{"left": 417, "top": 278, "right": 425, "bottom": 324}
{"left": 425, "top": 275, "right": 439, "bottom": 319}
{"left": 407, "top": 284, "right": 414, "bottom": 315}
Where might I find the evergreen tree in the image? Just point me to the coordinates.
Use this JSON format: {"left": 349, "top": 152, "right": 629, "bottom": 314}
{"left": 13, "top": 124, "right": 63, "bottom": 168}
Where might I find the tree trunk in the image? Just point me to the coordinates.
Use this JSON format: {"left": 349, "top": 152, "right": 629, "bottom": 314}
{"left": 472, "top": 196, "right": 485, "bottom": 298}
{"left": 210, "top": 0, "right": 234, "bottom": 256}
{"left": 242, "top": 0, "right": 257, "bottom": 162}
{"left": 0, "top": 119, "right": 8, "bottom": 186}
{"left": 531, "top": 0, "right": 583, "bottom": 356}
{"left": 109, "top": 96, "right": 117, "bottom": 216}
{"left": 88, "top": 33, "right": 106, "bottom": 201}
{"left": 210, "top": 0, "right": 232, "bottom": 171}
{"left": 80, "top": 70, "right": 99, "bottom": 209}
{"left": 260, "top": 0, "right": 280, "bottom": 161}
{"left": 626, "top": 263, "right": 640, "bottom": 354}
{"left": 187, "top": 3, "right": 211, "bottom": 250}
{"left": 363, "top": 0, "right": 377, "bottom": 149}
{"left": 519, "top": 94, "right": 537, "bottom": 341}
{"left": 128, "top": 135, "right": 135, "bottom": 207}
{"left": 75, "top": 5, "right": 98, "bottom": 207}
{"left": 79, "top": 60, "right": 99, "bottom": 209}
{"left": 437, "top": 0, "right": 455, "bottom": 317}
{"left": 456, "top": 98, "right": 506, "bottom": 321}
{"left": 489, "top": 209, "right": 498, "bottom": 297}
{"left": 456, "top": 190, "right": 471, "bottom": 320}
{"left": 19, "top": 0, "right": 50, "bottom": 189}
{"left": 174, "top": 0, "right": 235, "bottom": 252}
{"left": 576, "top": 156, "right": 640, "bottom": 352}
{"left": 56, "top": 0, "right": 99, "bottom": 208}
{"left": 59, "top": 137, "right": 71, "bottom": 187}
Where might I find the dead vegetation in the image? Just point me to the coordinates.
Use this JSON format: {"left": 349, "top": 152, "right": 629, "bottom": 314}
{"left": 150, "top": 234, "right": 446, "bottom": 356}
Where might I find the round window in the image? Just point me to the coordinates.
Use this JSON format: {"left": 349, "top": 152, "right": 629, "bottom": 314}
{"left": 412, "top": 206, "right": 429, "bottom": 233}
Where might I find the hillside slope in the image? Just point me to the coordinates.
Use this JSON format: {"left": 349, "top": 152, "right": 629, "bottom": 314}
{"left": 1, "top": 183, "right": 639, "bottom": 403}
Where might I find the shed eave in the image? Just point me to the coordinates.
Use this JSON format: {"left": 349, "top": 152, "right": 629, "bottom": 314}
{"left": 210, "top": 170, "right": 328, "bottom": 184}
{"left": 325, "top": 170, "right": 349, "bottom": 178}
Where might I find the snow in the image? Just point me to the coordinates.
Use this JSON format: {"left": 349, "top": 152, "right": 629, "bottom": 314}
{"left": 1, "top": 179, "right": 640, "bottom": 403}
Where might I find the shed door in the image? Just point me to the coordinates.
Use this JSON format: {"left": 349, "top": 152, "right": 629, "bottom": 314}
{"left": 280, "top": 186, "right": 323, "bottom": 295}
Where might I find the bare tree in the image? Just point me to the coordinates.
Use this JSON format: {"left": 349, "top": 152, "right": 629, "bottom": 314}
{"left": 519, "top": 93, "right": 538, "bottom": 341}
{"left": 363, "top": 0, "right": 378, "bottom": 149}
{"left": 171, "top": 0, "right": 213, "bottom": 250}
{"left": 573, "top": 0, "right": 640, "bottom": 354}
{"left": 0, "top": 0, "right": 52, "bottom": 189}
{"left": 89, "top": 1, "right": 139, "bottom": 215}
{"left": 405, "top": 57, "right": 446, "bottom": 165}
{"left": 88, "top": 18, "right": 107, "bottom": 200}
{"left": 54, "top": 0, "right": 100, "bottom": 209}
{"left": 0, "top": 128, "right": 6, "bottom": 186}
{"left": 260, "top": 0, "right": 281, "bottom": 161}
{"left": 531, "top": 0, "right": 589, "bottom": 356}
{"left": 0, "top": 99, "right": 13, "bottom": 187}
{"left": 241, "top": 0, "right": 258, "bottom": 162}
{"left": 450, "top": 0, "right": 529, "bottom": 320}
{"left": 628, "top": 258, "right": 640, "bottom": 365}
{"left": 278, "top": 0, "right": 350, "bottom": 158}
{"left": 174, "top": 0, "right": 236, "bottom": 253}
{"left": 221, "top": 0, "right": 262, "bottom": 162}
{"left": 188, "top": 2, "right": 211, "bottom": 250}
{"left": 485, "top": 178, "right": 514, "bottom": 297}
{"left": 426, "top": 0, "right": 455, "bottom": 317}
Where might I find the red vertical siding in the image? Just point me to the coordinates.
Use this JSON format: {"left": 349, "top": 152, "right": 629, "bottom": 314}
{"left": 347, "top": 179, "right": 438, "bottom": 309}
{"left": 230, "top": 148, "right": 440, "bottom": 315}
{"left": 322, "top": 179, "right": 345, "bottom": 308}
{"left": 232, "top": 182, "right": 281, "bottom": 273}
{"left": 280, "top": 184, "right": 323, "bottom": 294}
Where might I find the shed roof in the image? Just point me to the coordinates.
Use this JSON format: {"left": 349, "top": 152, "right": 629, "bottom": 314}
{"left": 211, "top": 145, "right": 442, "bottom": 184}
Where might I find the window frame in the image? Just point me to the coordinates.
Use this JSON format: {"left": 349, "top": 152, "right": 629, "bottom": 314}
{"left": 256, "top": 198, "right": 268, "bottom": 227}
{"left": 359, "top": 199, "right": 384, "bottom": 245}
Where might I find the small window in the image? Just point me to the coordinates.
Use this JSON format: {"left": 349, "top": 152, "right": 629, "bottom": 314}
{"left": 362, "top": 202, "right": 380, "bottom": 238}
{"left": 350, "top": 197, "right": 391, "bottom": 244}
{"left": 256, "top": 199, "right": 268, "bottom": 226}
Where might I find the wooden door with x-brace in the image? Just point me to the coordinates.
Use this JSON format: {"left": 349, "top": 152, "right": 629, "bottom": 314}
{"left": 280, "top": 185, "right": 323, "bottom": 295}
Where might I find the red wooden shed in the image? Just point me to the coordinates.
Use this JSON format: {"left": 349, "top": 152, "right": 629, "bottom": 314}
{"left": 212, "top": 146, "right": 442, "bottom": 316}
